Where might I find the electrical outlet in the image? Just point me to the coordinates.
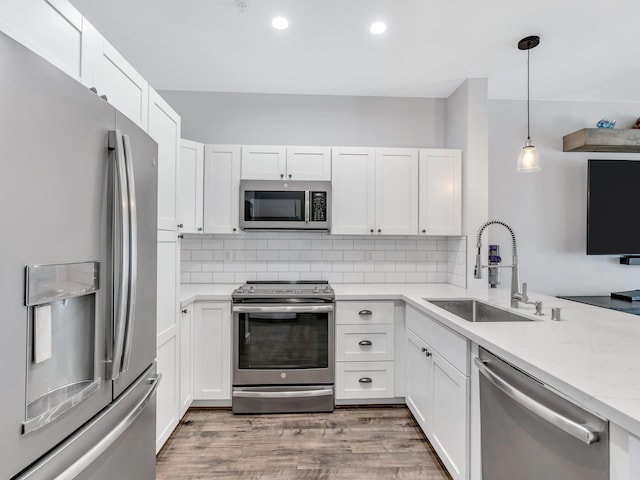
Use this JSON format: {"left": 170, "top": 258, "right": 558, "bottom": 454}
{"left": 224, "top": 250, "right": 233, "bottom": 261}
{"left": 366, "top": 251, "right": 374, "bottom": 262}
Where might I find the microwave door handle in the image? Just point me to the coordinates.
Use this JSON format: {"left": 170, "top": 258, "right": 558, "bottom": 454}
{"left": 108, "top": 130, "right": 130, "bottom": 381}
{"left": 305, "top": 191, "right": 310, "bottom": 223}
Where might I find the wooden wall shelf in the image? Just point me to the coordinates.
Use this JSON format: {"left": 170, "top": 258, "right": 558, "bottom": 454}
{"left": 563, "top": 128, "right": 640, "bottom": 153}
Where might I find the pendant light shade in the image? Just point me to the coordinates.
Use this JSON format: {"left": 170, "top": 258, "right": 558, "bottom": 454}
{"left": 517, "top": 35, "right": 540, "bottom": 173}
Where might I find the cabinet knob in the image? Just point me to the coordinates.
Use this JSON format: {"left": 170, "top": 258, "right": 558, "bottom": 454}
{"left": 181, "top": 309, "right": 187, "bottom": 314}
{"left": 288, "top": 174, "right": 292, "bottom": 179}
{"left": 422, "top": 229, "right": 426, "bottom": 234}
{"left": 358, "top": 340, "right": 373, "bottom": 347}
{"left": 358, "top": 309, "right": 372, "bottom": 316}
{"left": 358, "top": 377, "right": 373, "bottom": 384}
{"left": 197, "top": 227, "right": 203, "bottom": 232}
{"left": 280, "top": 174, "right": 284, "bottom": 179}
{"left": 178, "top": 234, "right": 184, "bottom": 239}
{"left": 178, "top": 223, "right": 184, "bottom": 228}
{"left": 233, "top": 227, "right": 237, "bottom": 232}
{"left": 100, "top": 94, "right": 108, "bottom": 102}
{"left": 89, "top": 87, "right": 98, "bottom": 94}
{"left": 377, "top": 229, "right": 381, "bottom": 233}
{"left": 370, "top": 229, "right": 374, "bottom": 233}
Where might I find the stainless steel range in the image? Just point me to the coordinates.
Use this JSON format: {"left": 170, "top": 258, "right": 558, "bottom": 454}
{"left": 231, "top": 281, "right": 335, "bottom": 414}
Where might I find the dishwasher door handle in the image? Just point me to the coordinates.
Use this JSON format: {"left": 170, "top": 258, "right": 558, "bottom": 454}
{"left": 474, "top": 357, "right": 600, "bottom": 445}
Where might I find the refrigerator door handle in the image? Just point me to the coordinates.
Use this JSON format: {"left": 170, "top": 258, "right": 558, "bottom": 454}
{"left": 108, "top": 130, "right": 130, "bottom": 381}
{"left": 121, "top": 133, "right": 137, "bottom": 373}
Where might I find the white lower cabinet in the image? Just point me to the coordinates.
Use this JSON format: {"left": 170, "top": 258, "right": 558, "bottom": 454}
{"left": 193, "top": 302, "right": 231, "bottom": 401}
{"left": 406, "top": 305, "right": 469, "bottom": 480}
{"left": 335, "top": 301, "right": 396, "bottom": 401}
{"left": 179, "top": 305, "right": 193, "bottom": 418}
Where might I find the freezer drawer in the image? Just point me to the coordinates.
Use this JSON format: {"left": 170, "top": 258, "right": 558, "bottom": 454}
{"left": 13, "top": 364, "right": 160, "bottom": 480}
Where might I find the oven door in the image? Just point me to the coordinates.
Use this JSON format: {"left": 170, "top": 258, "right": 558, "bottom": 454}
{"left": 232, "top": 304, "right": 334, "bottom": 386}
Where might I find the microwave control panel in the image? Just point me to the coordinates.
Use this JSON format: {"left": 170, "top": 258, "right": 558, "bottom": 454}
{"left": 310, "top": 192, "right": 327, "bottom": 222}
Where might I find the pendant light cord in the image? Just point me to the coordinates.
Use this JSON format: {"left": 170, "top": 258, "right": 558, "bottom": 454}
{"left": 526, "top": 48, "right": 531, "bottom": 141}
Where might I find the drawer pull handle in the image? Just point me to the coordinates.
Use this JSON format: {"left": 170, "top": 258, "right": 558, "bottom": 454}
{"left": 359, "top": 377, "right": 373, "bottom": 384}
{"left": 359, "top": 340, "right": 373, "bottom": 347}
{"left": 358, "top": 310, "right": 372, "bottom": 316}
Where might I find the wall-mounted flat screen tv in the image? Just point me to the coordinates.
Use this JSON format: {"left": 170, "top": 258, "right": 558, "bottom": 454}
{"left": 587, "top": 159, "right": 640, "bottom": 255}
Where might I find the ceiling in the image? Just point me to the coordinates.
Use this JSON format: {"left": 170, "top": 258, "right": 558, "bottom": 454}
{"left": 70, "top": 0, "right": 640, "bottom": 102}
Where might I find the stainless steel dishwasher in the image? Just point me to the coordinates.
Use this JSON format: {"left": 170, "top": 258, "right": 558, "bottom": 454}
{"left": 476, "top": 347, "right": 608, "bottom": 480}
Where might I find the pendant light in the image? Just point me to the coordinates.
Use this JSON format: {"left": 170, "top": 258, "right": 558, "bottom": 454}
{"left": 517, "top": 35, "right": 541, "bottom": 173}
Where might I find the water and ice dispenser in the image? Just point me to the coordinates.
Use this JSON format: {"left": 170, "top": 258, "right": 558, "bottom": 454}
{"left": 23, "top": 262, "right": 100, "bottom": 434}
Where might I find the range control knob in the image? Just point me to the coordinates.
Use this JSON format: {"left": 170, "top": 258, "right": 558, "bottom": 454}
{"left": 323, "top": 287, "right": 332, "bottom": 293}
{"left": 313, "top": 286, "right": 320, "bottom": 294}
{"left": 248, "top": 286, "right": 255, "bottom": 294}
{"left": 236, "top": 287, "right": 244, "bottom": 294}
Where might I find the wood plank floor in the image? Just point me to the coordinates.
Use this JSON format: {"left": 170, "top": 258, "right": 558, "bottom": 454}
{"left": 156, "top": 407, "right": 452, "bottom": 480}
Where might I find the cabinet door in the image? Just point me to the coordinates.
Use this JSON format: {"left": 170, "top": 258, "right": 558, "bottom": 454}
{"left": 148, "top": 88, "right": 181, "bottom": 232}
{"left": 331, "top": 147, "right": 376, "bottom": 235}
{"left": 375, "top": 148, "right": 419, "bottom": 235}
{"left": 204, "top": 144, "right": 241, "bottom": 234}
{"left": 156, "top": 230, "right": 180, "bottom": 452}
{"left": 405, "top": 330, "right": 433, "bottom": 434}
{"left": 0, "top": 0, "right": 90, "bottom": 84}
{"left": 419, "top": 149, "right": 462, "bottom": 235}
{"left": 241, "top": 145, "right": 286, "bottom": 180}
{"left": 193, "top": 302, "right": 231, "bottom": 400}
{"left": 179, "top": 305, "right": 193, "bottom": 418}
{"left": 178, "top": 139, "right": 204, "bottom": 234}
{"left": 286, "top": 146, "right": 331, "bottom": 181}
{"left": 431, "top": 351, "right": 468, "bottom": 480}
{"left": 83, "top": 22, "right": 149, "bottom": 130}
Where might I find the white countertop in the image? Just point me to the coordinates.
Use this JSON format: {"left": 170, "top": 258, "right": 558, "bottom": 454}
{"left": 180, "top": 282, "right": 640, "bottom": 437}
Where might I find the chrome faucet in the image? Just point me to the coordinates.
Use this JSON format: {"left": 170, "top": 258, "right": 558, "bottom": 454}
{"left": 474, "top": 219, "right": 540, "bottom": 311}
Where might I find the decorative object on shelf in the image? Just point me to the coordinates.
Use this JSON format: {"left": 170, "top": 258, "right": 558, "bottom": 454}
{"left": 596, "top": 118, "right": 616, "bottom": 129}
{"left": 516, "top": 35, "right": 541, "bottom": 173}
{"left": 633, "top": 117, "right": 640, "bottom": 129}
{"left": 234, "top": 0, "right": 247, "bottom": 12}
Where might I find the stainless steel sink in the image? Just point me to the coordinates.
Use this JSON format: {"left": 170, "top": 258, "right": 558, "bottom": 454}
{"left": 425, "top": 299, "right": 534, "bottom": 322}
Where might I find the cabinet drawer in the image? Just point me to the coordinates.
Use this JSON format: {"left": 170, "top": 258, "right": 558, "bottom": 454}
{"left": 336, "top": 324, "right": 394, "bottom": 362}
{"left": 336, "top": 301, "right": 395, "bottom": 325}
{"left": 336, "top": 361, "right": 394, "bottom": 399}
{"left": 406, "top": 305, "right": 468, "bottom": 375}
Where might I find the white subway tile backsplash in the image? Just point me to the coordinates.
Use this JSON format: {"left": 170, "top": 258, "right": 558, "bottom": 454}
{"left": 301, "top": 250, "right": 322, "bottom": 261}
{"left": 181, "top": 231, "right": 467, "bottom": 285}
{"left": 322, "top": 250, "right": 343, "bottom": 262}
{"left": 191, "top": 250, "right": 214, "bottom": 261}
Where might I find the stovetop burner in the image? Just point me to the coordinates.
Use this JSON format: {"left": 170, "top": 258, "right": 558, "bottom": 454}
{"left": 232, "top": 280, "right": 334, "bottom": 303}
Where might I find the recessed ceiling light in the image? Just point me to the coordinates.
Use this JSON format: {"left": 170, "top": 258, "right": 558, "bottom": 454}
{"left": 370, "top": 22, "right": 387, "bottom": 35}
{"left": 272, "top": 17, "right": 289, "bottom": 30}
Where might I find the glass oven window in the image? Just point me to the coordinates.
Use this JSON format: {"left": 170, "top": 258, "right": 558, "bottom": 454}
{"left": 238, "top": 312, "right": 329, "bottom": 369}
{"left": 244, "top": 191, "right": 306, "bottom": 222}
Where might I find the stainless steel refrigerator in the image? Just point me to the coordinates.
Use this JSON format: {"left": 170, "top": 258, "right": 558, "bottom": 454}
{"left": 0, "top": 30, "right": 160, "bottom": 480}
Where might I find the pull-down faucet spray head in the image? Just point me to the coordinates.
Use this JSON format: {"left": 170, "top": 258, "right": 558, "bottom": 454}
{"left": 474, "top": 245, "right": 483, "bottom": 279}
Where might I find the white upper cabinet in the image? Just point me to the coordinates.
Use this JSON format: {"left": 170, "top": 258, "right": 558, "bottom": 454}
{"left": 148, "top": 87, "right": 181, "bottom": 232}
{"left": 375, "top": 148, "right": 419, "bottom": 235}
{"left": 419, "top": 149, "right": 462, "bottom": 236}
{"left": 204, "top": 144, "right": 241, "bottom": 234}
{"left": 286, "top": 146, "right": 331, "bottom": 181}
{"left": 0, "top": 0, "right": 90, "bottom": 85}
{"left": 241, "top": 145, "right": 331, "bottom": 181}
{"left": 178, "top": 139, "right": 204, "bottom": 234}
{"left": 331, "top": 147, "right": 376, "bottom": 235}
{"left": 83, "top": 21, "right": 149, "bottom": 130}
{"left": 241, "top": 145, "right": 286, "bottom": 180}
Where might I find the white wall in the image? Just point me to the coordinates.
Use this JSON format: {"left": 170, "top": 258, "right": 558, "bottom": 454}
{"left": 159, "top": 90, "right": 446, "bottom": 147}
{"left": 489, "top": 99, "right": 640, "bottom": 296}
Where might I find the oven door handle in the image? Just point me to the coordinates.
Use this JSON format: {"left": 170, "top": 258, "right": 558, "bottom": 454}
{"left": 233, "top": 388, "right": 333, "bottom": 399}
{"left": 232, "top": 305, "right": 334, "bottom": 314}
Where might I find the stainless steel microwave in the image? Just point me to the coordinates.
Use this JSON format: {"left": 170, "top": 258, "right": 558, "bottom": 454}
{"left": 240, "top": 180, "right": 331, "bottom": 231}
